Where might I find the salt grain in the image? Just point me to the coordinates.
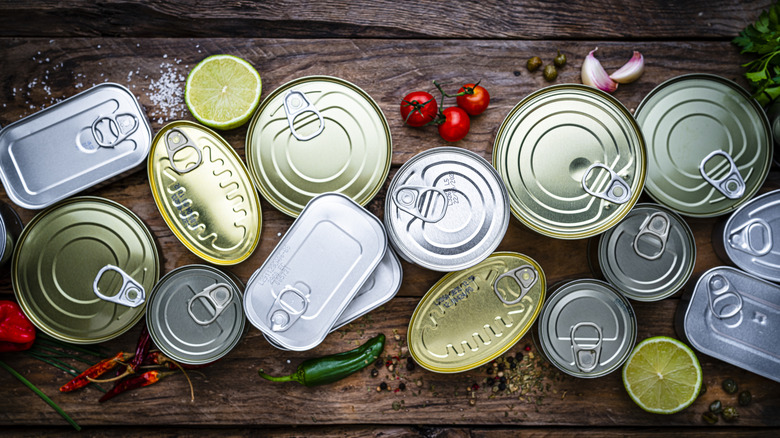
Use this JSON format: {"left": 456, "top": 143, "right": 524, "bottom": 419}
{"left": 145, "top": 60, "right": 187, "bottom": 124}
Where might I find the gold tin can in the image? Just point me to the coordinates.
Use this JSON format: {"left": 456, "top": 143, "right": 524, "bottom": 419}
{"left": 408, "top": 252, "right": 546, "bottom": 373}
{"left": 148, "top": 121, "right": 262, "bottom": 265}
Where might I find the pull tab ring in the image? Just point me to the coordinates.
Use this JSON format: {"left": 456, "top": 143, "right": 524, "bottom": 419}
{"left": 706, "top": 274, "right": 743, "bottom": 319}
{"left": 570, "top": 322, "right": 603, "bottom": 373}
{"left": 91, "top": 112, "right": 139, "bottom": 148}
{"left": 268, "top": 285, "right": 310, "bottom": 332}
{"left": 284, "top": 90, "right": 324, "bottom": 141}
{"left": 165, "top": 129, "right": 202, "bottom": 174}
{"left": 492, "top": 265, "right": 538, "bottom": 305}
{"left": 187, "top": 283, "right": 234, "bottom": 326}
{"left": 392, "top": 185, "right": 448, "bottom": 223}
{"left": 700, "top": 150, "right": 745, "bottom": 200}
{"left": 93, "top": 265, "right": 145, "bottom": 308}
{"left": 581, "top": 163, "right": 631, "bottom": 204}
{"left": 728, "top": 218, "right": 773, "bottom": 256}
{"left": 633, "top": 212, "right": 671, "bottom": 261}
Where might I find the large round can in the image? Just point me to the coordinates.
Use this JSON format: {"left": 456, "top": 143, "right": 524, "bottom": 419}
{"left": 493, "top": 84, "right": 646, "bottom": 239}
{"left": 594, "top": 203, "right": 696, "bottom": 301}
{"left": 408, "top": 252, "right": 546, "bottom": 373}
{"left": 537, "top": 279, "right": 637, "bottom": 378}
{"left": 635, "top": 74, "right": 772, "bottom": 217}
{"left": 385, "top": 147, "right": 509, "bottom": 271}
{"left": 146, "top": 265, "right": 245, "bottom": 365}
{"left": 12, "top": 197, "right": 159, "bottom": 344}
{"left": 245, "top": 76, "right": 391, "bottom": 217}
{"left": 0, "top": 200, "right": 23, "bottom": 270}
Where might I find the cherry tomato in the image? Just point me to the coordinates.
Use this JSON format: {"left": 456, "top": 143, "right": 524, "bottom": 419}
{"left": 438, "top": 107, "right": 470, "bottom": 142}
{"left": 456, "top": 83, "right": 490, "bottom": 116}
{"left": 400, "top": 91, "right": 438, "bottom": 127}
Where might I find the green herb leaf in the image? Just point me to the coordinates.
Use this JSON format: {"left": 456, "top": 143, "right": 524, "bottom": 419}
{"left": 733, "top": 1, "right": 780, "bottom": 106}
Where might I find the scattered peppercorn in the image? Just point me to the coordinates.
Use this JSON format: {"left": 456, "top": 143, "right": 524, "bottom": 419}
{"left": 554, "top": 50, "right": 567, "bottom": 68}
{"left": 499, "top": 376, "right": 507, "bottom": 384}
{"left": 370, "top": 368, "right": 379, "bottom": 378}
{"left": 702, "top": 411, "right": 719, "bottom": 424}
{"left": 486, "top": 366, "right": 494, "bottom": 375}
{"left": 497, "top": 363, "right": 505, "bottom": 372}
{"left": 392, "top": 401, "right": 401, "bottom": 411}
{"left": 406, "top": 357, "right": 415, "bottom": 371}
{"left": 722, "top": 378, "right": 738, "bottom": 394}
{"left": 721, "top": 406, "right": 739, "bottom": 422}
{"left": 513, "top": 71, "right": 522, "bottom": 77}
{"left": 374, "top": 358, "right": 384, "bottom": 368}
{"left": 738, "top": 390, "right": 752, "bottom": 406}
{"left": 399, "top": 382, "right": 406, "bottom": 391}
{"left": 543, "top": 65, "right": 558, "bottom": 82}
{"left": 471, "top": 383, "right": 480, "bottom": 391}
{"left": 709, "top": 400, "right": 723, "bottom": 414}
{"left": 516, "top": 352, "right": 524, "bottom": 361}
{"left": 379, "top": 382, "right": 388, "bottom": 391}
{"left": 388, "top": 364, "right": 394, "bottom": 372}
{"left": 415, "top": 379, "right": 423, "bottom": 388}
{"left": 498, "top": 382, "right": 507, "bottom": 391}
{"left": 525, "top": 345, "right": 531, "bottom": 352}
{"left": 527, "top": 56, "right": 542, "bottom": 72}
{"left": 468, "top": 398, "right": 477, "bottom": 406}
{"left": 509, "top": 362, "right": 517, "bottom": 370}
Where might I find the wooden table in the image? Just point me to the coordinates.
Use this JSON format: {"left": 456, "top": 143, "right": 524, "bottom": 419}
{"left": 1, "top": 1, "right": 779, "bottom": 435}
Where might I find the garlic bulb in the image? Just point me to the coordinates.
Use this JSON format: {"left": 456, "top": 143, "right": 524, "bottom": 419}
{"left": 581, "top": 48, "right": 618, "bottom": 93}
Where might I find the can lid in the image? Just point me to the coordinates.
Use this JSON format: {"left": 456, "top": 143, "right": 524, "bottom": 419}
{"left": 408, "top": 252, "right": 546, "bottom": 373}
{"left": 245, "top": 76, "right": 391, "bottom": 217}
{"left": 538, "top": 279, "right": 636, "bottom": 378}
{"left": 385, "top": 147, "right": 509, "bottom": 271}
{"left": 12, "top": 196, "right": 159, "bottom": 344}
{"left": 493, "top": 84, "right": 645, "bottom": 239}
{"left": 598, "top": 203, "right": 696, "bottom": 301}
{"left": 635, "top": 74, "right": 772, "bottom": 217}
{"left": 147, "top": 265, "right": 245, "bottom": 365}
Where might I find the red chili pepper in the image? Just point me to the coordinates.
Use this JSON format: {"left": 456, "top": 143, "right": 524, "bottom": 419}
{"left": 99, "top": 370, "right": 174, "bottom": 403}
{"left": 126, "top": 326, "right": 151, "bottom": 373}
{"left": 59, "top": 352, "right": 131, "bottom": 392}
{"left": 0, "top": 301, "right": 36, "bottom": 353}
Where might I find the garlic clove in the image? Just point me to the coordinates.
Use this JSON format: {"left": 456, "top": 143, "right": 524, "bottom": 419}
{"left": 609, "top": 51, "right": 645, "bottom": 84}
{"left": 581, "top": 48, "right": 618, "bottom": 93}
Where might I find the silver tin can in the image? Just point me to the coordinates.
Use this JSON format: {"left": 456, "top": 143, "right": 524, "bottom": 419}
{"left": 537, "top": 279, "right": 637, "bottom": 378}
{"left": 594, "top": 203, "right": 696, "bottom": 301}
{"left": 384, "top": 147, "right": 509, "bottom": 272}
{"left": 713, "top": 189, "right": 780, "bottom": 282}
{"left": 146, "top": 265, "right": 246, "bottom": 365}
{"left": 0, "top": 83, "right": 152, "bottom": 209}
{"left": 244, "top": 192, "right": 387, "bottom": 351}
{"left": 676, "top": 266, "right": 780, "bottom": 383}
{"left": 0, "top": 200, "right": 23, "bottom": 270}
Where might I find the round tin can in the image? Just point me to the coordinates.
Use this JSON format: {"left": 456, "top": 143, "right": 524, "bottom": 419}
{"left": 0, "top": 200, "right": 23, "bottom": 270}
{"left": 245, "top": 76, "right": 391, "bottom": 217}
{"left": 493, "top": 84, "right": 646, "bottom": 239}
{"left": 537, "top": 279, "right": 636, "bottom": 378}
{"left": 385, "top": 147, "right": 509, "bottom": 271}
{"left": 408, "top": 252, "right": 546, "bottom": 373}
{"left": 594, "top": 203, "right": 696, "bottom": 301}
{"left": 635, "top": 74, "right": 772, "bottom": 217}
{"left": 146, "top": 265, "right": 245, "bottom": 365}
{"left": 12, "top": 197, "right": 159, "bottom": 344}
{"left": 148, "top": 121, "right": 262, "bottom": 265}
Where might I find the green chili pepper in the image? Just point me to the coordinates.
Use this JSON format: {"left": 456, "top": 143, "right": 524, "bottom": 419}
{"left": 258, "top": 334, "right": 385, "bottom": 387}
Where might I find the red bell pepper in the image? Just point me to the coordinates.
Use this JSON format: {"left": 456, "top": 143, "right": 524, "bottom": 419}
{"left": 0, "top": 300, "right": 36, "bottom": 352}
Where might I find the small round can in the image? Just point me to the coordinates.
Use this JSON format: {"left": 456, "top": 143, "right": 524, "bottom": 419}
{"left": 0, "top": 200, "right": 23, "bottom": 270}
{"left": 146, "top": 265, "right": 246, "bottom": 365}
{"left": 594, "top": 203, "right": 696, "bottom": 301}
{"left": 537, "top": 279, "right": 637, "bottom": 378}
{"left": 384, "top": 147, "right": 509, "bottom": 272}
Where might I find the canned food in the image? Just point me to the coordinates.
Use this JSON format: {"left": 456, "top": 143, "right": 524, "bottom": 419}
{"left": 148, "top": 121, "right": 262, "bottom": 265}
{"left": 0, "top": 83, "right": 152, "bottom": 209}
{"left": 408, "top": 252, "right": 545, "bottom": 373}
{"left": 385, "top": 147, "right": 509, "bottom": 271}
{"left": 676, "top": 267, "right": 780, "bottom": 383}
{"left": 146, "top": 265, "right": 245, "bottom": 365}
{"left": 245, "top": 76, "right": 391, "bottom": 217}
{"left": 493, "top": 84, "right": 646, "bottom": 239}
{"left": 12, "top": 197, "right": 159, "bottom": 344}
{"left": 0, "top": 200, "right": 23, "bottom": 271}
{"left": 537, "top": 279, "right": 636, "bottom": 378}
{"left": 244, "top": 193, "right": 387, "bottom": 351}
{"left": 594, "top": 203, "right": 696, "bottom": 301}
{"left": 635, "top": 74, "right": 772, "bottom": 217}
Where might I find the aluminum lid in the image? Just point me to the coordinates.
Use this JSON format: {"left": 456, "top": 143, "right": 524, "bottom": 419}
{"left": 245, "top": 76, "right": 391, "bottom": 217}
{"left": 635, "top": 74, "right": 772, "bottom": 217}
{"left": 0, "top": 83, "right": 152, "bottom": 209}
{"left": 493, "top": 84, "right": 646, "bottom": 239}
{"left": 384, "top": 147, "right": 509, "bottom": 272}
{"left": 12, "top": 197, "right": 159, "bottom": 344}
{"left": 538, "top": 279, "right": 637, "bottom": 378}
{"left": 146, "top": 265, "right": 245, "bottom": 365}
{"left": 598, "top": 203, "right": 696, "bottom": 301}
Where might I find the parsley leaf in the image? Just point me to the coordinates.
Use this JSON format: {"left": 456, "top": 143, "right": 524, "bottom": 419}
{"left": 733, "top": 1, "right": 780, "bottom": 107}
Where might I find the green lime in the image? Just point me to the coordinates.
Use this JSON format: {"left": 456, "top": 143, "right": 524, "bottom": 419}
{"left": 185, "top": 54, "right": 262, "bottom": 130}
{"left": 622, "top": 336, "right": 702, "bottom": 415}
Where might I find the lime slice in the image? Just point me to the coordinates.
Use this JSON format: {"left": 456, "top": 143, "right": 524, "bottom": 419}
{"left": 185, "top": 54, "right": 262, "bottom": 130}
{"left": 622, "top": 336, "right": 703, "bottom": 414}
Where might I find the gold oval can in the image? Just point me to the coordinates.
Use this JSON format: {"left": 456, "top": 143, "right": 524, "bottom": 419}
{"left": 408, "top": 252, "right": 546, "bottom": 373}
{"left": 149, "top": 121, "right": 262, "bottom": 265}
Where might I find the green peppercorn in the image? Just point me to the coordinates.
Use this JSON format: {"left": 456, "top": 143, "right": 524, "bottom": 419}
{"left": 709, "top": 400, "right": 723, "bottom": 414}
{"left": 527, "top": 56, "right": 542, "bottom": 72}
{"left": 702, "top": 411, "right": 718, "bottom": 424}
{"left": 738, "top": 390, "right": 752, "bottom": 406}
{"left": 721, "top": 406, "right": 739, "bottom": 422}
{"left": 543, "top": 65, "right": 558, "bottom": 82}
{"left": 554, "top": 50, "right": 567, "bottom": 68}
{"left": 722, "top": 378, "right": 738, "bottom": 394}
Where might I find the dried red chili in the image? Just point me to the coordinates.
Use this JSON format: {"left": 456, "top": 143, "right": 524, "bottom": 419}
{"left": 59, "top": 351, "right": 131, "bottom": 392}
{"left": 99, "top": 370, "right": 175, "bottom": 403}
{"left": 0, "top": 300, "right": 36, "bottom": 353}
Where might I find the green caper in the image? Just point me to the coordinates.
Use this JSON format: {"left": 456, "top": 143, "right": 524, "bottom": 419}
{"left": 543, "top": 64, "right": 558, "bottom": 82}
{"left": 709, "top": 400, "right": 723, "bottom": 414}
{"left": 554, "top": 50, "right": 567, "bottom": 68}
{"left": 722, "top": 378, "right": 738, "bottom": 394}
{"left": 721, "top": 406, "right": 739, "bottom": 422}
{"left": 527, "top": 56, "right": 542, "bottom": 72}
{"left": 738, "top": 390, "right": 752, "bottom": 406}
{"left": 702, "top": 411, "right": 719, "bottom": 424}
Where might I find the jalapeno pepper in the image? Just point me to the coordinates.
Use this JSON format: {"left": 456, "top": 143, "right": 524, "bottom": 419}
{"left": 0, "top": 300, "right": 36, "bottom": 353}
{"left": 258, "top": 333, "right": 385, "bottom": 387}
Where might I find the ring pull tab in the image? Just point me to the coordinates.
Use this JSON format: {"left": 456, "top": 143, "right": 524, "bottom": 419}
{"left": 164, "top": 128, "right": 202, "bottom": 174}
{"left": 570, "top": 322, "right": 603, "bottom": 373}
{"left": 581, "top": 163, "right": 632, "bottom": 204}
{"left": 392, "top": 185, "right": 448, "bottom": 223}
{"left": 267, "top": 285, "right": 310, "bottom": 332}
{"left": 633, "top": 212, "right": 671, "bottom": 261}
{"left": 283, "top": 90, "right": 324, "bottom": 142}
{"left": 706, "top": 273, "right": 743, "bottom": 319}
{"left": 187, "top": 283, "right": 234, "bottom": 326}
{"left": 492, "top": 265, "right": 538, "bottom": 305}
{"left": 91, "top": 112, "right": 139, "bottom": 148}
{"left": 728, "top": 218, "right": 773, "bottom": 256}
{"left": 700, "top": 150, "right": 745, "bottom": 200}
{"left": 92, "top": 265, "right": 145, "bottom": 308}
